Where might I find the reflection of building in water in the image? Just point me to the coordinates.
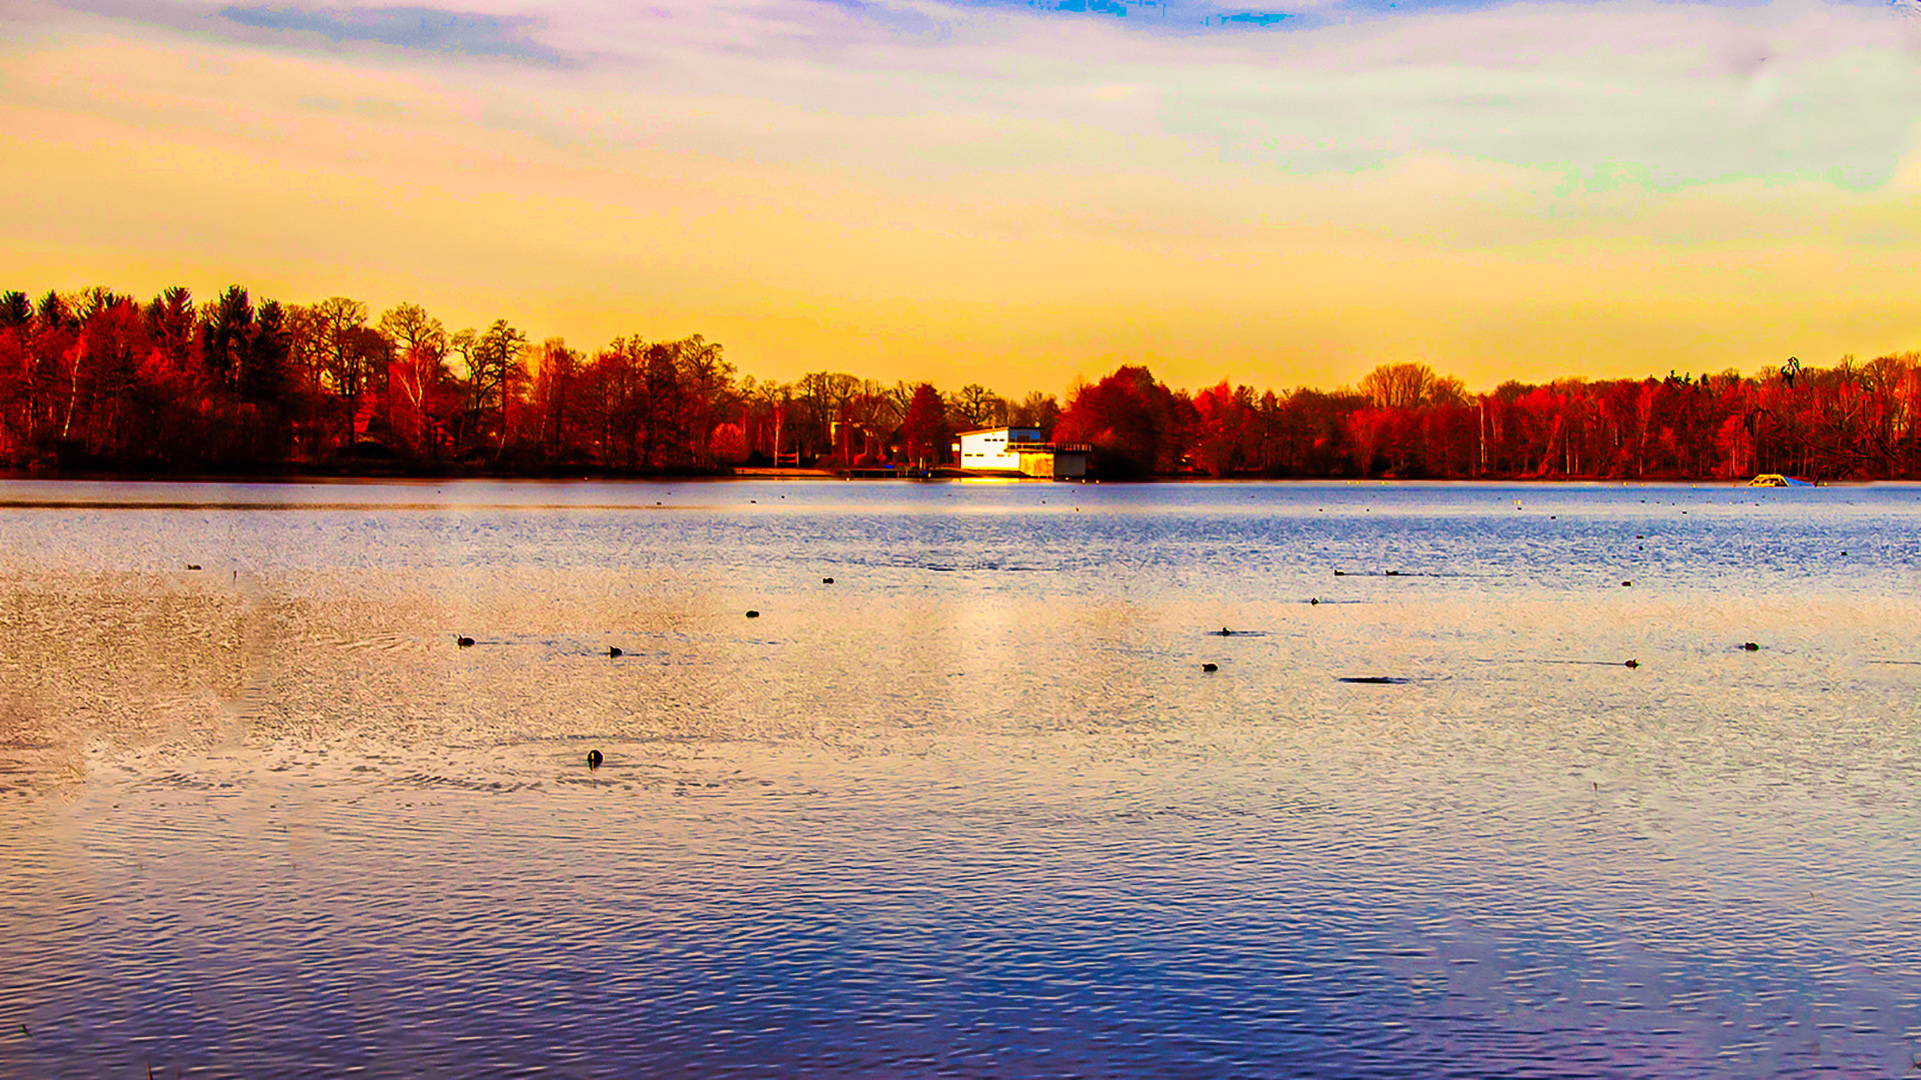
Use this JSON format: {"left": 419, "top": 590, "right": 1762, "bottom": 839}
{"left": 953, "top": 427, "right": 1089, "bottom": 479}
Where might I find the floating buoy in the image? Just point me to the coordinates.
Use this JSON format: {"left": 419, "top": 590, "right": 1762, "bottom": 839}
{"left": 1201, "top": 663, "right": 1218, "bottom": 672}
{"left": 587, "top": 749, "right": 602, "bottom": 769}
{"left": 1624, "top": 659, "right": 1639, "bottom": 668}
{"left": 746, "top": 610, "right": 760, "bottom": 618}
{"left": 455, "top": 635, "right": 475, "bottom": 648}
{"left": 1742, "top": 642, "right": 1759, "bottom": 651}
{"left": 608, "top": 646, "right": 622, "bottom": 658}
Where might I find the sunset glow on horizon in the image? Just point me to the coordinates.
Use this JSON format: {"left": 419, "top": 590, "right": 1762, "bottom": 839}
{"left": 6, "top": 0, "right": 1921, "bottom": 397}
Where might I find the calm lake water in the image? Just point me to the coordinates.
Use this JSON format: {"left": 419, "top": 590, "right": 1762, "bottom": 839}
{"left": 2, "top": 478, "right": 1918, "bottom": 1078}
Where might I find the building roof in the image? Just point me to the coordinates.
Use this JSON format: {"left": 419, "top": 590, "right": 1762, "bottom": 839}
{"left": 954, "top": 426, "right": 1044, "bottom": 437}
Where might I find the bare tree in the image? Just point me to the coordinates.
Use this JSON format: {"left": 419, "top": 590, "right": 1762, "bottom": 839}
{"left": 380, "top": 303, "right": 450, "bottom": 457}
{"left": 1359, "top": 363, "right": 1438, "bottom": 410}
{"left": 952, "top": 382, "right": 1004, "bottom": 428}
{"left": 1009, "top": 390, "right": 1060, "bottom": 430}
{"left": 469, "top": 319, "right": 529, "bottom": 457}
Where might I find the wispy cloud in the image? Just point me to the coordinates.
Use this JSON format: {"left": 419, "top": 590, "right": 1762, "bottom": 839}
{"left": 216, "top": 5, "right": 572, "bottom": 64}
{"left": 33, "top": 0, "right": 1921, "bottom": 187}
{"left": 56, "top": 2, "right": 561, "bottom": 65}
{"left": 522, "top": 0, "right": 1921, "bottom": 190}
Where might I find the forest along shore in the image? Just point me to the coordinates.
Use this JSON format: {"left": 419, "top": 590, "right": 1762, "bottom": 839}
{"left": 3, "top": 286, "right": 1912, "bottom": 482}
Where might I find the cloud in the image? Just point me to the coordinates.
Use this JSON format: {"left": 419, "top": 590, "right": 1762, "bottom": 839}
{"left": 22, "top": 0, "right": 1921, "bottom": 200}
{"left": 215, "top": 4, "right": 574, "bottom": 64}
{"left": 1146, "top": 3, "right": 1921, "bottom": 188}
{"left": 502, "top": 0, "right": 1921, "bottom": 196}
{"left": 797, "top": 0, "right": 1897, "bottom": 34}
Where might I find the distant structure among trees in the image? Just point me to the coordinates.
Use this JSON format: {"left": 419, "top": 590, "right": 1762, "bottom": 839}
{"left": 1, "top": 283, "right": 1916, "bottom": 480}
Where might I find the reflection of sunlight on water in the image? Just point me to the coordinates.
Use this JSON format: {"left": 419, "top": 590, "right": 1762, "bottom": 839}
{"left": 1, "top": 481, "right": 1919, "bottom": 1077}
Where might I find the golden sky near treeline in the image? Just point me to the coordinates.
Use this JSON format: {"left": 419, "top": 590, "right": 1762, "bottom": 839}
{"left": 5, "top": 0, "right": 1921, "bottom": 398}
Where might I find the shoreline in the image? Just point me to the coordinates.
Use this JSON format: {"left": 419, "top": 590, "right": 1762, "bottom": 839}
{"left": 0, "top": 471, "right": 1858, "bottom": 488}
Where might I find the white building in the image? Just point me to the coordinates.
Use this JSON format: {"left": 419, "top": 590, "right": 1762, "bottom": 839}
{"left": 954, "top": 427, "right": 1044, "bottom": 471}
{"left": 951, "top": 427, "right": 1089, "bottom": 479}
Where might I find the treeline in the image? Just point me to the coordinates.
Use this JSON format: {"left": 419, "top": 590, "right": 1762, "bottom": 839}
{"left": 0, "top": 285, "right": 1045, "bottom": 475}
{"left": 1071, "top": 357, "right": 1921, "bottom": 481}
{"left": 3, "top": 284, "right": 1918, "bottom": 480}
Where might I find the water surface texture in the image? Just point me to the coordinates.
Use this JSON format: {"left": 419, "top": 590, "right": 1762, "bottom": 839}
{"left": 2, "top": 479, "right": 1919, "bottom": 1078}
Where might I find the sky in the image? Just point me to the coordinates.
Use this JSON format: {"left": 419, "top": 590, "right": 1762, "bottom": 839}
{"left": 4, "top": 0, "right": 1921, "bottom": 396}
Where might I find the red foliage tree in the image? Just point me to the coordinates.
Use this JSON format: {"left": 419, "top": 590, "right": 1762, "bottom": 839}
{"left": 1055, "top": 365, "right": 1196, "bottom": 478}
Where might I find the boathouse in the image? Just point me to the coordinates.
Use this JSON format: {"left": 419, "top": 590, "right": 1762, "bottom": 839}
{"left": 956, "top": 427, "right": 1043, "bottom": 470}
{"left": 952, "top": 427, "right": 1089, "bottom": 479}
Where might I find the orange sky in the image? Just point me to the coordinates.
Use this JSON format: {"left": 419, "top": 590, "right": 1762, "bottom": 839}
{"left": 6, "top": 0, "right": 1921, "bottom": 398}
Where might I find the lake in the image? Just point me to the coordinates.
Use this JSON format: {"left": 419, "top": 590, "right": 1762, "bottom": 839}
{"left": 2, "top": 478, "right": 1918, "bottom": 1078}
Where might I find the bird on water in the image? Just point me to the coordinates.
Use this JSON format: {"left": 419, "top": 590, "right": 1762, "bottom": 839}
{"left": 455, "top": 635, "right": 475, "bottom": 648}
{"left": 608, "top": 646, "right": 622, "bottom": 658}
{"left": 587, "top": 750, "right": 603, "bottom": 769}
{"left": 1202, "top": 663, "right": 1219, "bottom": 672}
